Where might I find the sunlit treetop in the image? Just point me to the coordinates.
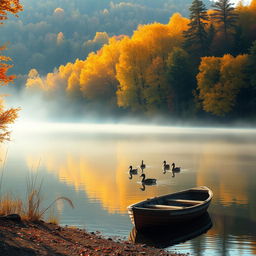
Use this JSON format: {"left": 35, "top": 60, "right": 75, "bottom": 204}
{"left": 0, "top": 0, "right": 23, "bottom": 84}
{"left": 0, "top": 0, "right": 23, "bottom": 24}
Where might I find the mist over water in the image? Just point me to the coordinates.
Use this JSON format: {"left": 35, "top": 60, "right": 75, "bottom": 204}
{"left": 1, "top": 1, "right": 255, "bottom": 255}
{"left": 1, "top": 122, "right": 256, "bottom": 255}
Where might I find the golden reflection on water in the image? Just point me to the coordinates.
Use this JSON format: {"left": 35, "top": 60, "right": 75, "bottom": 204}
{"left": 23, "top": 134, "right": 256, "bottom": 217}
{"left": 25, "top": 139, "right": 174, "bottom": 214}
{"left": 196, "top": 142, "right": 248, "bottom": 206}
{"left": 3, "top": 125, "right": 256, "bottom": 255}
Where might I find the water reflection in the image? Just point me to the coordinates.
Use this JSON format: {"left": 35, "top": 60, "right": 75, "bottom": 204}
{"left": 139, "top": 183, "right": 158, "bottom": 192}
{"left": 21, "top": 129, "right": 256, "bottom": 214}
{"left": 129, "top": 213, "right": 212, "bottom": 248}
{"left": 4, "top": 124, "right": 256, "bottom": 255}
{"left": 140, "top": 184, "right": 145, "bottom": 191}
{"left": 140, "top": 160, "right": 146, "bottom": 172}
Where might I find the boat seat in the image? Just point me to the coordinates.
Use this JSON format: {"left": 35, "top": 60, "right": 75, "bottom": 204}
{"left": 166, "top": 199, "right": 205, "bottom": 205}
{"left": 144, "top": 204, "right": 184, "bottom": 210}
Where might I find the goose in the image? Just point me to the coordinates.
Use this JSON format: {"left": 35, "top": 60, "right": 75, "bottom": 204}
{"left": 140, "top": 160, "right": 146, "bottom": 170}
{"left": 163, "top": 160, "right": 170, "bottom": 170}
{"left": 140, "top": 173, "right": 156, "bottom": 185}
{"left": 129, "top": 166, "right": 138, "bottom": 175}
{"left": 172, "top": 163, "right": 181, "bottom": 172}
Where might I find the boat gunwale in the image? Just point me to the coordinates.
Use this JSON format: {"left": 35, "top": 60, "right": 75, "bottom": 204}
{"left": 127, "top": 186, "right": 213, "bottom": 212}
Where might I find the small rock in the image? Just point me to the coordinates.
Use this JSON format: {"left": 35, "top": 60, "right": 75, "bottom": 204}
{"left": 0, "top": 214, "right": 22, "bottom": 222}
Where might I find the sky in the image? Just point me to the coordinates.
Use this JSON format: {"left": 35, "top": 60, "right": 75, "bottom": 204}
{"left": 232, "top": 0, "right": 251, "bottom": 4}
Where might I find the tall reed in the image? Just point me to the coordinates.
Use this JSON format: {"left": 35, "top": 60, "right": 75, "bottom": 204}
{"left": 0, "top": 193, "right": 22, "bottom": 216}
{"left": 0, "top": 150, "right": 22, "bottom": 216}
{"left": 24, "top": 173, "right": 74, "bottom": 221}
{"left": 0, "top": 158, "right": 74, "bottom": 221}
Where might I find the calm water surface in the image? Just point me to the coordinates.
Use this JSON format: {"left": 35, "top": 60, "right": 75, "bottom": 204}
{"left": 1, "top": 123, "right": 256, "bottom": 255}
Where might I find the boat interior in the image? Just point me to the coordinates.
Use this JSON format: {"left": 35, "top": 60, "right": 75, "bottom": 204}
{"left": 141, "top": 189, "right": 210, "bottom": 210}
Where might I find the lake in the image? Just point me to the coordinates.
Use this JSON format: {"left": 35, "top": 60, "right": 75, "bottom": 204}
{"left": 1, "top": 123, "right": 256, "bottom": 255}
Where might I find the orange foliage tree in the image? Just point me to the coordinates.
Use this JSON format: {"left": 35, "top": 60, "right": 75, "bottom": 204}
{"left": 79, "top": 38, "right": 123, "bottom": 106}
{"left": 26, "top": 13, "right": 190, "bottom": 115}
{"left": 197, "top": 54, "right": 248, "bottom": 116}
{"left": 116, "top": 13, "right": 189, "bottom": 113}
{"left": 0, "top": 0, "right": 22, "bottom": 142}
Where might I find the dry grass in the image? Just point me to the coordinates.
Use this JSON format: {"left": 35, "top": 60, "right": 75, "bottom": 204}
{"left": 0, "top": 170, "right": 74, "bottom": 222}
{"left": 23, "top": 174, "right": 74, "bottom": 221}
{"left": 0, "top": 193, "right": 22, "bottom": 216}
{"left": 24, "top": 173, "right": 43, "bottom": 221}
{"left": 47, "top": 208, "right": 60, "bottom": 225}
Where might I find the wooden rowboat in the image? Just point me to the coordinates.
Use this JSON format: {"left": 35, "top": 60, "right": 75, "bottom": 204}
{"left": 127, "top": 186, "right": 213, "bottom": 231}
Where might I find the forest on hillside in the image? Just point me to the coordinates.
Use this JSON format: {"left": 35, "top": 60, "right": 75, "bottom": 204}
{"left": 24, "top": 0, "right": 256, "bottom": 121}
{"left": 0, "top": 0, "right": 211, "bottom": 75}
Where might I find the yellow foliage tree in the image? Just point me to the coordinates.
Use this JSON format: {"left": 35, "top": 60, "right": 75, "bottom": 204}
{"left": 144, "top": 57, "right": 169, "bottom": 113}
{"left": 80, "top": 38, "right": 123, "bottom": 105}
{"left": 116, "top": 13, "right": 189, "bottom": 112}
{"left": 26, "top": 37, "right": 124, "bottom": 108}
{"left": 116, "top": 39, "right": 150, "bottom": 111}
{"left": 197, "top": 54, "right": 248, "bottom": 116}
{"left": 0, "top": 0, "right": 22, "bottom": 142}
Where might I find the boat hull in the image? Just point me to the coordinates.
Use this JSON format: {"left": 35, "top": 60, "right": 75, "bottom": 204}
{"left": 128, "top": 186, "right": 213, "bottom": 231}
{"left": 129, "top": 212, "right": 212, "bottom": 247}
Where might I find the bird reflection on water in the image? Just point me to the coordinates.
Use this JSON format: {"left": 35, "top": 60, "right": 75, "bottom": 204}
{"left": 140, "top": 183, "right": 146, "bottom": 191}
{"left": 129, "top": 213, "right": 212, "bottom": 248}
{"left": 140, "top": 160, "right": 146, "bottom": 172}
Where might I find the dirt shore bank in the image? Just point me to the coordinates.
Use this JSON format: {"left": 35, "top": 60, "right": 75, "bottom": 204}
{"left": 0, "top": 217, "right": 186, "bottom": 256}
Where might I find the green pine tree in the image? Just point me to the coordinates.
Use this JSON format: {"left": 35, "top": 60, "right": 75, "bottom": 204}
{"left": 167, "top": 48, "right": 196, "bottom": 116}
{"left": 183, "top": 0, "right": 209, "bottom": 57}
{"left": 211, "top": 0, "right": 238, "bottom": 41}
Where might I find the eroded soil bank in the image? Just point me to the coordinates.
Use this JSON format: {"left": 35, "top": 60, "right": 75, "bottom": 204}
{"left": 0, "top": 218, "right": 186, "bottom": 256}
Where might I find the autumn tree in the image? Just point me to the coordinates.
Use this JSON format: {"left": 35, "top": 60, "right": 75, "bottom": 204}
{"left": 183, "top": 0, "right": 209, "bottom": 57}
{"left": 80, "top": 38, "right": 122, "bottom": 108}
{"left": 0, "top": 0, "right": 22, "bottom": 142}
{"left": 144, "top": 57, "right": 169, "bottom": 114}
{"left": 0, "top": 0, "right": 22, "bottom": 23}
{"left": 26, "top": 37, "right": 124, "bottom": 115}
{"left": 116, "top": 39, "right": 149, "bottom": 112}
{"left": 197, "top": 54, "right": 248, "bottom": 116}
{"left": 117, "top": 14, "right": 189, "bottom": 113}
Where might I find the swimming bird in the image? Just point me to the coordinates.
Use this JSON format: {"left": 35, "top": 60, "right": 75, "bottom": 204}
{"left": 140, "top": 160, "right": 146, "bottom": 171}
{"left": 129, "top": 166, "right": 138, "bottom": 175}
{"left": 172, "top": 163, "right": 181, "bottom": 172}
{"left": 140, "top": 173, "right": 156, "bottom": 185}
{"left": 163, "top": 160, "right": 170, "bottom": 170}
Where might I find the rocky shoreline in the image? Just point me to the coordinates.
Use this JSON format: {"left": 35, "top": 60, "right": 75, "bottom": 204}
{"left": 0, "top": 216, "right": 186, "bottom": 256}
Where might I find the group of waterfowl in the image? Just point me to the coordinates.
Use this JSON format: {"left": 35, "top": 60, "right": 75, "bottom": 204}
{"left": 163, "top": 161, "right": 181, "bottom": 177}
{"left": 163, "top": 161, "right": 180, "bottom": 172}
{"left": 129, "top": 160, "right": 181, "bottom": 185}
